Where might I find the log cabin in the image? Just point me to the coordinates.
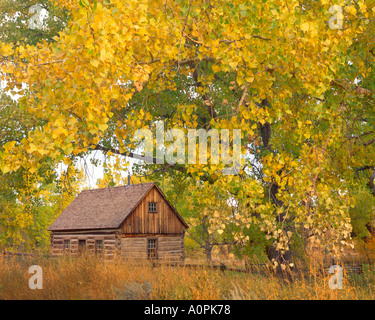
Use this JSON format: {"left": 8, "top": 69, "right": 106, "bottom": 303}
{"left": 47, "top": 182, "right": 188, "bottom": 261}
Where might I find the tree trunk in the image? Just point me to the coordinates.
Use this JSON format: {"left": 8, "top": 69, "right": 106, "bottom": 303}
{"left": 367, "top": 169, "right": 375, "bottom": 237}
{"left": 266, "top": 243, "right": 293, "bottom": 282}
{"left": 258, "top": 99, "right": 294, "bottom": 282}
{"left": 369, "top": 169, "right": 375, "bottom": 196}
{"left": 205, "top": 245, "right": 213, "bottom": 262}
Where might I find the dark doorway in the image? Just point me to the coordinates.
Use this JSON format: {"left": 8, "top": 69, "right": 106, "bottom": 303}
{"left": 78, "top": 240, "right": 86, "bottom": 254}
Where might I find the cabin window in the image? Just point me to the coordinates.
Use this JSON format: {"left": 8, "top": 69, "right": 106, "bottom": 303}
{"left": 147, "top": 239, "right": 157, "bottom": 259}
{"left": 95, "top": 240, "right": 103, "bottom": 255}
{"left": 148, "top": 202, "right": 157, "bottom": 213}
{"left": 63, "top": 240, "right": 70, "bottom": 251}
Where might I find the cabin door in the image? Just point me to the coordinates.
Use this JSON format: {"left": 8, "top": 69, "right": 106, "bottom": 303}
{"left": 78, "top": 240, "right": 86, "bottom": 254}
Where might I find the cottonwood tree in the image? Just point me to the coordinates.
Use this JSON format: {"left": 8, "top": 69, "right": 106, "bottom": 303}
{"left": 0, "top": 0, "right": 73, "bottom": 250}
{"left": 1, "top": 0, "right": 375, "bottom": 274}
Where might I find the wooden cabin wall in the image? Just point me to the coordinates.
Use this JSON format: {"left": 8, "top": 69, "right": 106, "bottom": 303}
{"left": 157, "top": 235, "right": 185, "bottom": 261}
{"left": 120, "top": 237, "right": 147, "bottom": 259}
{"left": 50, "top": 233, "right": 120, "bottom": 260}
{"left": 121, "top": 186, "right": 185, "bottom": 235}
{"left": 51, "top": 233, "right": 185, "bottom": 261}
{"left": 120, "top": 235, "right": 185, "bottom": 261}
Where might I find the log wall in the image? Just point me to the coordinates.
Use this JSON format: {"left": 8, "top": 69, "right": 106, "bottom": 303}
{"left": 50, "top": 232, "right": 120, "bottom": 260}
{"left": 51, "top": 233, "right": 185, "bottom": 261}
{"left": 157, "top": 235, "right": 185, "bottom": 261}
{"left": 120, "top": 235, "right": 185, "bottom": 261}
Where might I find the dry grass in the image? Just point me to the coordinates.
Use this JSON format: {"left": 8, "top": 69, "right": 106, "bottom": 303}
{"left": 0, "top": 255, "right": 374, "bottom": 300}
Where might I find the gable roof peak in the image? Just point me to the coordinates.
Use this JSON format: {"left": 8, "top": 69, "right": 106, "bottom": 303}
{"left": 47, "top": 182, "right": 188, "bottom": 231}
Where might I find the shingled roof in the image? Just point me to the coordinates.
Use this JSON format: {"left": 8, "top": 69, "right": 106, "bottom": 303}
{"left": 48, "top": 182, "right": 186, "bottom": 231}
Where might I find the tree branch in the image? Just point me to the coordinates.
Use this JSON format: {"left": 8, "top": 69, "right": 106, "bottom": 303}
{"left": 92, "top": 144, "right": 159, "bottom": 163}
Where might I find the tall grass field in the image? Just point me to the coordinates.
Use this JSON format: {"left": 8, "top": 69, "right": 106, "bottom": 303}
{"left": 0, "top": 255, "right": 374, "bottom": 300}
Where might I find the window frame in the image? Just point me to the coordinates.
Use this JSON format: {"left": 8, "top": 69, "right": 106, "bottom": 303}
{"left": 147, "top": 238, "right": 158, "bottom": 260}
{"left": 148, "top": 202, "right": 157, "bottom": 213}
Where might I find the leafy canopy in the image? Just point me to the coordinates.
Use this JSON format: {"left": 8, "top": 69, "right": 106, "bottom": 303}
{"left": 1, "top": 0, "right": 375, "bottom": 263}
